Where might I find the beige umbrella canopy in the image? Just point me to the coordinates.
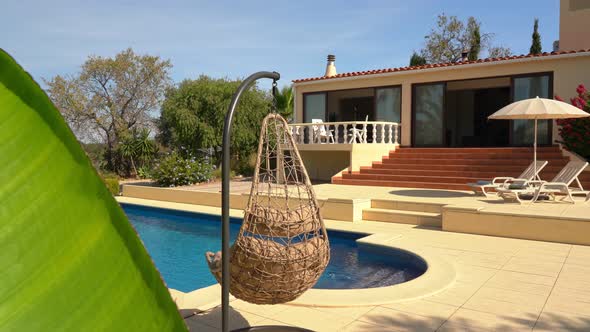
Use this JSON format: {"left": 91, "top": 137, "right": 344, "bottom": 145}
{"left": 489, "top": 96, "right": 590, "bottom": 175}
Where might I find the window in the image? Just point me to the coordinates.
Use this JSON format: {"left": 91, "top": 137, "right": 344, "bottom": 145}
{"left": 303, "top": 93, "right": 326, "bottom": 123}
{"left": 512, "top": 75, "right": 551, "bottom": 146}
{"left": 570, "top": 0, "right": 590, "bottom": 11}
{"left": 413, "top": 83, "right": 445, "bottom": 146}
{"left": 375, "top": 87, "right": 401, "bottom": 122}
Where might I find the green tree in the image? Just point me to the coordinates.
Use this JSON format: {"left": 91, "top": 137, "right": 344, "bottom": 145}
{"left": 275, "top": 86, "right": 294, "bottom": 120}
{"left": 409, "top": 52, "right": 427, "bottom": 66}
{"left": 420, "top": 14, "right": 510, "bottom": 63}
{"left": 488, "top": 46, "right": 513, "bottom": 58}
{"left": 119, "top": 135, "right": 139, "bottom": 176}
{"left": 134, "top": 128, "right": 157, "bottom": 165}
{"left": 468, "top": 21, "right": 481, "bottom": 61}
{"left": 158, "top": 75, "right": 270, "bottom": 165}
{"left": 45, "top": 48, "right": 172, "bottom": 174}
{"left": 530, "top": 18, "right": 542, "bottom": 55}
{"left": 118, "top": 128, "right": 156, "bottom": 177}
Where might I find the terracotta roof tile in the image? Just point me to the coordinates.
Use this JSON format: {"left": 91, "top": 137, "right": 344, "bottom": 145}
{"left": 292, "top": 49, "right": 590, "bottom": 83}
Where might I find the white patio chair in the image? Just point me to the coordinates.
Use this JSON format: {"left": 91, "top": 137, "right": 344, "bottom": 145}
{"left": 311, "top": 119, "right": 335, "bottom": 144}
{"left": 290, "top": 125, "right": 301, "bottom": 143}
{"left": 497, "top": 161, "right": 589, "bottom": 204}
{"left": 348, "top": 115, "right": 368, "bottom": 143}
{"left": 467, "top": 161, "right": 548, "bottom": 197}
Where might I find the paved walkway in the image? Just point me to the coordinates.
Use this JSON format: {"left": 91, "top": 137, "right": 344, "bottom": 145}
{"left": 175, "top": 181, "right": 590, "bottom": 221}
{"left": 118, "top": 197, "right": 590, "bottom": 331}
{"left": 185, "top": 224, "right": 590, "bottom": 331}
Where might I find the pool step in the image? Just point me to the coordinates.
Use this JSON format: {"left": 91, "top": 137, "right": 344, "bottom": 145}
{"left": 362, "top": 208, "right": 442, "bottom": 228}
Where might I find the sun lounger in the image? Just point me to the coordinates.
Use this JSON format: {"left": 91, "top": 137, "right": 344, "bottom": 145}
{"left": 468, "top": 161, "right": 548, "bottom": 197}
{"left": 497, "top": 161, "right": 589, "bottom": 204}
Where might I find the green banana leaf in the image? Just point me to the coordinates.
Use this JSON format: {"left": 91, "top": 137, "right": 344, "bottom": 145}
{"left": 0, "top": 50, "right": 187, "bottom": 331}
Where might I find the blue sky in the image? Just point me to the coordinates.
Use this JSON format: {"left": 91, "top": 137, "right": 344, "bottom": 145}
{"left": 3, "top": 0, "right": 559, "bottom": 90}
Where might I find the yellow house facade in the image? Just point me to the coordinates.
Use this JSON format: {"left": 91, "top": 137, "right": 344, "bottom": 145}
{"left": 290, "top": 1, "right": 590, "bottom": 181}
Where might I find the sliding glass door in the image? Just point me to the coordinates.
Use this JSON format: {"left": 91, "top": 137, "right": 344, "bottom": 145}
{"left": 413, "top": 83, "right": 445, "bottom": 146}
{"left": 511, "top": 74, "right": 552, "bottom": 145}
{"left": 303, "top": 93, "right": 327, "bottom": 123}
{"left": 375, "top": 87, "right": 401, "bottom": 122}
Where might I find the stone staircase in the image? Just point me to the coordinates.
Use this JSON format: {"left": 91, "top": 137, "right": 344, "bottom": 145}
{"left": 362, "top": 199, "right": 443, "bottom": 228}
{"left": 333, "top": 146, "right": 590, "bottom": 191}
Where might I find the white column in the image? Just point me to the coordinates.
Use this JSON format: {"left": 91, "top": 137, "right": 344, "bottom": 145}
{"left": 388, "top": 124, "right": 393, "bottom": 143}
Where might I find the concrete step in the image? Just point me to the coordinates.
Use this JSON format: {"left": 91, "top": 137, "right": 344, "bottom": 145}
{"left": 361, "top": 168, "right": 523, "bottom": 178}
{"left": 371, "top": 162, "right": 566, "bottom": 173}
{"left": 360, "top": 168, "right": 573, "bottom": 179}
{"left": 362, "top": 208, "right": 442, "bottom": 228}
{"left": 395, "top": 147, "right": 561, "bottom": 154}
{"left": 389, "top": 152, "right": 564, "bottom": 160}
{"left": 331, "top": 146, "right": 588, "bottom": 191}
{"left": 371, "top": 199, "right": 443, "bottom": 213}
{"left": 343, "top": 172, "right": 483, "bottom": 184}
{"left": 333, "top": 177, "right": 472, "bottom": 191}
{"left": 381, "top": 158, "right": 569, "bottom": 166}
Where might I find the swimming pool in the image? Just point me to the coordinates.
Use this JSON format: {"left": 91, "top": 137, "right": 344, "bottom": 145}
{"left": 123, "top": 204, "right": 426, "bottom": 293}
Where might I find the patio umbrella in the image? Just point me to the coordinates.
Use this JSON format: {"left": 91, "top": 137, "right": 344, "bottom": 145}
{"left": 488, "top": 96, "right": 589, "bottom": 175}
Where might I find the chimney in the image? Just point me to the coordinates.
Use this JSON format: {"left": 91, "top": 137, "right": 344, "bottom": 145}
{"left": 325, "top": 54, "right": 337, "bottom": 77}
{"left": 461, "top": 50, "right": 469, "bottom": 62}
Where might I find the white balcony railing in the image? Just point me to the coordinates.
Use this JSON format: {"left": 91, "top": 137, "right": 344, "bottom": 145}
{"left": 288, "top": 121, "right": 400, "bottom": 145}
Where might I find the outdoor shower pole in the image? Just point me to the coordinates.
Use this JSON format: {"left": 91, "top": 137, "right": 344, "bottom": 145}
{"left": 221, "top": 71, "right": 280, "bottom": 332}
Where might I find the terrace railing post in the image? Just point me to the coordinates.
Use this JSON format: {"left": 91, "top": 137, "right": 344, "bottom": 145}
{"left": 388, "top": 124, "right": 393, "bottom": 143}
{"left": 221, "top": 71, "right": 280, "bottom": 332}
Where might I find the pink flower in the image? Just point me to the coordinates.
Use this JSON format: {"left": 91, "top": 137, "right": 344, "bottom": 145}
{"left": 576, "top": 84, "right": 587, "bottom": 96}
{"left": 555, "top": 95, "right": 564, "bottom": 102}
{"left": 571, "top": 97, "right": 585, "bottom": 109}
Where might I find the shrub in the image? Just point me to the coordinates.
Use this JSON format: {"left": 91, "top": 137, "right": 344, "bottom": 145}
{"left": 152, "top": 150, "right": 213, "bottom": 187}
{"left": 211, "top": 167, "right": 236, "bottom": 180}
{"left": 555, "top": 84, "right": 590, "bottom": 159}
{"left": 102, "top": 175, "right": 120, "bottom": 195}
{"left": 137, "top": 165, "right": 152, "bottom": 179}
{"left": 232, "top": 152, "right": 257, "bottom": 176}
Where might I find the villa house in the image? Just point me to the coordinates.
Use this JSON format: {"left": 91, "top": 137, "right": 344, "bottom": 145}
{"left": 290, "top": 0, "right": 590, "bottom": 190}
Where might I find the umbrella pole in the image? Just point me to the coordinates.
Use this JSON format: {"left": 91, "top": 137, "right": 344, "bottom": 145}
{"left": 534, "top": 118, "right": 538, "bottom": 178}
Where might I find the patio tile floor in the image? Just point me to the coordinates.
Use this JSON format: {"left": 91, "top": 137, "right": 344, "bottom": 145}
{"left": 117, "top": 190, "right": 590, "bottom": 331}
{"left": 177, "top": 210, "right": 590, "bottom": 331}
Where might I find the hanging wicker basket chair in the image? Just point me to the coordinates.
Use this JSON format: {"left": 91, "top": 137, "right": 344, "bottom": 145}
{"left": 205, "top": 113, "right": 330, "bottom": 304}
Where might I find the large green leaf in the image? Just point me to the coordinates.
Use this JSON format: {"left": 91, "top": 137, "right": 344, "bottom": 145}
{"left": 0, "top": 50, "right": 187, "bottom": 331}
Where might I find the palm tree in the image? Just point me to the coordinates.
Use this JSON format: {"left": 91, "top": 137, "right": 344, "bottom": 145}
{"left": 135, "top": 128, "right": 156, "bottom": 165}
{"left": 275, "top": 86, "right": 294, "bottom": 121}
{"left": 119, "top": 135, "right": 138, "bottom": 177}
{"left": 119, "top": 128, "right": 155, "bottom": 178}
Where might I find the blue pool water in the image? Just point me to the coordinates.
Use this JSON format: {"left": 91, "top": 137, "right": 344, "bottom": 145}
{"left": 123, "top": 204, "right": 426, "bottom": 292}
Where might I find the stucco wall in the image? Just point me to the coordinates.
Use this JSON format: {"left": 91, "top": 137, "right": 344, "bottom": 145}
{"left": 294, "top": 55, "right": 590, "bottom": 146}
{"left": 299, "top": 150, "right": 349, "bottom": 181}
{"left": 560, "top": 0, "right": 590, "bottom": 51}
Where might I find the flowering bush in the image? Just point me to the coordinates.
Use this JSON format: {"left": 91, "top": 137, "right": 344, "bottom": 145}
{"left": 555, "top": 84, "right": 590, "bottom": 159}
{"left": 151, "top": 150, "right": 213, "bottom": 187}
